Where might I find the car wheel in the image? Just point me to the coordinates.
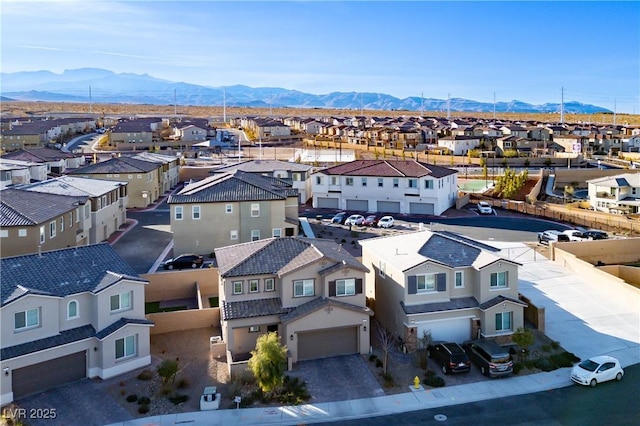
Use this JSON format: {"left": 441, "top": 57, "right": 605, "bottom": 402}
{"left": 590, "top": 379, "right": 597, "bottom": 387}
{"left": 168, "top": 264, "right": 174, "bottom": 270}
{"left": 442, "top": 364, "right": 448, "bottom": 375}
{"left": 616, "top": 372, "right": 623, "bottom": 381}
{"left": 481, "top": 366, "right": 487, "bottom": 376}
{"left": 191, "top": 263, "right": 197, "bottom": 268}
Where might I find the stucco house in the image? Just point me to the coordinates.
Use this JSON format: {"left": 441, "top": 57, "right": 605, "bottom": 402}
{"left": 437, "top": 136, "right": 481, "bottom": 156}
{"left": 360, "top": 230, "right": 525, "bottom": 352}
{"left": 2, "top": 147, "right": 85, "bottom": 175}
{"left": 168, "top": 170, "right": 299, "bottom": 255}
{"left": 587, "top": 172, "right": 640, "bottom": 214}
{"left": 214, "top": 237, "right": 372, "bottom": 365}
{"left": 312, "top": 160, "right": 458, "bottom": 216}
{"left": 0, "top": 243, "right": 153, "bottom": 404}
{"left": 0, "top": 159, "right": 48, "bottom": 189}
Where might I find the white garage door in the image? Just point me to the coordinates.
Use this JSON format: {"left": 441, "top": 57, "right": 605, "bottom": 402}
{"left": 346, "top": 199, "right": 368, "bottom": 211}
{"left": 377, "top": 201, "right": 401, "bottom": 213}
{"left": 417, "top": 318, "right": 471, "bottom": 344}
{"left": 410, "top": 202, "right": 435, "bottom": 215}
{"left": 317, "top": 197, "right": 339, "bottom": 209}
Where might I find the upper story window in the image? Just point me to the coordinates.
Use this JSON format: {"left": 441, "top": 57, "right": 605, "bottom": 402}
{"left": 417, "top": 274, "right": 436, "bottom": 292}
{"left": 407, "top": 179, "right": 418, "bottom": 188}
{"left": 251, "top": 230, "right": 260, "bottom": 241}
{"left": 249, "top": 279, "right": 259, "bottom": 293}
{"left": 49, "top": 221, "right": 56, "bottom": 238}
{"left": 110, "top": 291, "right": 132, "bottom": 312}
{"left": 40, "top": 226, "right": 45, "bottom": 244}
{"left": 292, "top": 173, "right": 301, "bottom": 181}
{"left": 225, "top": 204, "right": 233, "bottom": 214}
{"left": 67, "top": 300, "right": 79, "bottom": 320}
{"left": 455, "top": 271, "right": 464, "bottom": 288}
{"left": 230, "top": 230, "right": 238, "bottom": 240}
{"left": 101, "top": 195, "right": 107, "bottom": 208}
{"left": 174, "top": 206, "right": 183, "bottom": 220}
{"left": 18, "top": 229, "right": 27, "bottom": 237}
{"left": 424, "top": 180, "right": 434, "bottom": 189}
{"left": 336, "top": 278, "right": 356, "bottom": 296}
{"left": 272, "top": 228, "right": 282, "bottom": 238}
{"left": 378, "top": 178, "right": 384, "bottom": 187}
{"left": 490, "top": 271, "right": 508, "bottom": 288}
{"left": 315, "top": 176, "right": 323, "bottom": 185}
{"left": 361, "top": 178, "right": 367, "bottom": 187}
{"left": 293, "top": 279, "right": 314, "bottom": 297}
{"left": 68, "top": 212, "right": 73, "bottom": 227}
{"left": 345, "top": 177, "right": 354, "bottom": 186}
{"left": 330, "top": 176, "right": 339, "bottom": 185}
{"left": 192, "top": 205, "right": 201, "bottom": 220}
{"left": 115, "top": 335, "right": 136, "bottom": 360}
{"left": 0, "top": 230, "right": 8, "bottom": 238}
{"left": 264, "top": 278, "right": 275, "bottom": 292}
{"left": 393, "top": 178, "right": 399, "bottom": 188}
{"left": 251, "top": 204, "right": 260, "bottom": 217}
{"left": 233, "top": 281, "right": 243, "bottom": 295}
{"left": 14, "top": 307, "right": 39, "bottom": 331}
{"left": 60, "top": 217, "right": 64, "bottom": 233}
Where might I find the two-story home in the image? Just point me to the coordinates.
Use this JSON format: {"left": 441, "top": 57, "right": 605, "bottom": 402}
{"left": 109, "top": 118, "right": 164, "bottom": 150}
{"left": 2, "top": 147, "right": 85, "bottom": 175}
{"left": 587, "top": 172, "right": 640, "bottom": 214}
{"left": 0, "top": 159, "right": 48, "bottom": 189}
{"left": 126, "top": 152, "right": 180, "bottom": 194}
{"left": 360, "top": 230, "right": 525, "bottom": 352}
{"left": 168, "top": 170, "right": 299, "bottom": 255}
{"left": 0, "top": 243, "right": 153, "bottom": 404}
{"left": 0, "top": 188, "right": 91, "bottom": 258}
{"left": 17, "top": 176, "right": 128, "bottom": 244}
{"left": 312, "top": 160, "right": 458, "bottom": 216}
{"left": 215, "top": 237, "right": 372, "bottom": 364}
{"left": 437, "top": 135, "right": 481, "bottom": 156}
{"left": 210, "top": 159, "right": 314, "bottom": 204}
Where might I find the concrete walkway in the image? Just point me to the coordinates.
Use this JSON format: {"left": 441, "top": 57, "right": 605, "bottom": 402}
{"left": 107, "top": 241, "right": 640, "bottom": 426}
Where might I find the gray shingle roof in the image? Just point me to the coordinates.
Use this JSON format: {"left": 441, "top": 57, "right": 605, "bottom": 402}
{"left": 95, "top": 317, "right": 154, "bottom": 340}
{"left": 418, "top": 235, "right": 482, "bottom": 268}
{"left": 1, "top": 243, "right": 145, "bottom": 306}
{"left": 211, "top": 159, "right": 312, "bottom": 174}
{"left": 68, "top": 157, "right": 159, "bottom": 175}
{"left": 280, "top": 296, "right": 373, "bottom": 324}
{"left": 479, "top": 295, "right": 528, "bottom": 311}
{"left": 401, "top": 297, "right": 479, "bottom": 315}
{"left": 1, "top": 325, "right": 96, "bottom": 360}
{"left": 221, "top": 297, "right": 292, "bottom": 320}
{"left": 19, "top": 176, "right": 127, "bottom": 197}
{"left": 2, "top": 147, "right": 79, "bottom": 162}
{"left": 1, "top": 188, "right": 88, "bottom": 226}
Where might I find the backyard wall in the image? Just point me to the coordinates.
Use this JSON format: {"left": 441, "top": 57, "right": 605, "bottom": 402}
{"left": 553, "top": 238, "right": 640, "bottom": 265}
{"left": 599, "top": 265, "right": 640, "bottom": 287}
{"left": 554, "top": 169, "right": 640, "bottom": 190}
{"left": 147, "top": 308, "right": 221, "bottom": 335}
{"left": 142, "top": 269, "right": 219, "bottom": 302}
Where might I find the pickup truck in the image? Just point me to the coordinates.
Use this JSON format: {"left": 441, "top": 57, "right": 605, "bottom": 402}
{"left": 562, "top": 229, "right": 588, "bottom": 241}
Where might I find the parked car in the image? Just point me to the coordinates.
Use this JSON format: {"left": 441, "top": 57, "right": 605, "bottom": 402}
{"left": 362, "top": 215, "right": 380, "bottom": 227}
{"left": 377, "top": 216, "right": 395, "bottom": 228}
{"left": 477, "top": 201, "right": 493, "bottom": 215}
{"left": 331, "top": 212, "right": 348, "bottom": 224}
{"left": 571, "top": 355, "right": 624, "bottom": 387}
{"left": 463, "top": 340, "right": 513, "bottom": 377}
{"left": 538, "top": 230, "right": 570, "bottom": 245}
{"left": 162, "top": 254, "right": 204, "bottom": 270}
{"left": 563, "top": 229, "right": 588, "bottom": 241}
{"left": 344, "top": 214, "right": 365, "bottom": 226}
{"left": 428, "top": 342, "right": 471, "bottom": 374}
{"left": 581, "top": 229, "right": 609, "bottom": 240}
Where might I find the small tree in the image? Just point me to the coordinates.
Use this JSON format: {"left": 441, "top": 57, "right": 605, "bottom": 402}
{"left": 248, "top": 332, "right": 287, "bottom": 393}
{"left": 377, "top": 326, "right": 394, "bottom": 375}
{"left": 157, "top": 359, "right": 179, "bottom": 385}
{"left": 512, "top": 327, "right": 535, "bottom": 361}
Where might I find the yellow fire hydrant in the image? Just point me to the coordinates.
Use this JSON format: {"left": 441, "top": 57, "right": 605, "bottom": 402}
{"left": 414, "top": 376, "right": 420, "bottom": 389}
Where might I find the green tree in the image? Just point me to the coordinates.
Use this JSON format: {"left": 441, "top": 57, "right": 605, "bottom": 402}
{"left": 157, "top": 359, "right": 179, "bottom": 385}
{"left": 512, "top": 327, "right": 535, "bottom": 361}
{"left": 248, "top": 332, "right": 287, "bottom": 392}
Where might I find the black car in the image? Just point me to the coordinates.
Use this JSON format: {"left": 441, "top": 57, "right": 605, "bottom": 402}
{"left": 428, "top": 342, "right": 471, "bottom": 374}
{"left": 330, "top": 211, "right": 349, "bottom": 224}
{"left": 162, "top": 254, "right": 204, "bottom": 270}
{"left": 582, "top": 229, "right": 608, "bottom": 240}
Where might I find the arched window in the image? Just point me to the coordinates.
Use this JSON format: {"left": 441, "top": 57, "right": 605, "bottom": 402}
{"left": 67, "top": 300, "right": 79, "bottom": 320}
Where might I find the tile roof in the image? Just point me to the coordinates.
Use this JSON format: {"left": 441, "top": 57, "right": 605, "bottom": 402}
{"left": 0, "top": 188, "right": 88, "bottom": 227}
{"left": 2, "top": 148, "right": 79, "bottom": 162}
{"left": 318, "top": 160, "right": 457, "bottom": 178}
{"left": 401, "top": 297, "right": 479, "bottom": 315}
{"left": 18, "top": 176, "right": 127, "bottom": 197}
{"left": 479, "top": 295, "right": 528, "bottom": 310}
{"left": 95, "top": 317, "right": 155, "bottom": 340}
{"left": 1, "top": 243, "right": 145, "bottom": 306}
{"left": 1, "top": 325, "right": 96, "bottom": 360}
{"left": 210, "top": 159, "right": 312, "bottom": 174}
{"left": 280, "top": 296, "right": 373, "bottom": 324}
{"left": 168, "top": 170, "right": 297, "bottom": 204}
{"left": 221, "top": 297, "right": 292, "bottom": 320}
{"left": 67, "top": 157, "right": 159, "bottom": 175}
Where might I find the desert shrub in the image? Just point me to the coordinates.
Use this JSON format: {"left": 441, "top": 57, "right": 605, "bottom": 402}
{"left": 138, "top": 405, "right": 150, "bottom": 414}
{"left": 535, "top": 357, "right": 554, "bottom": 372}
{"left": 550, "top": 351, "right": 580, "bottom": 368}
{"left": 524, "top": 359, "right": 537, "bottom": 370}
{"left": 423, "top": 370, "right": 445, "bottom": 388}
{"left": 375, "top": 359, "right": 383, "bottom": 368}
{"left": 120, "top": 389, "right": 126, "bottom": 396}
{"left": 137, "top": 369, "right": 154, "bottom": 381}
{"left": 513, "top": 362, "right": 525, "bottom": 375}
{"left": 381, "top": 372, "right": 394, "bottom": 387}
{"left": 157, "top": 359, "right": 179, "bottom": 385}
{"left": 176, "top": 378, "right": 190, "bottom": 389}
{"left": 137, "top": 396, "right": 151, "bottom": 405}
{"left": 126, "top": 394, "right": 138, "bottom": 403}
{"left": 540, "top": 344, "right": 552, "bottom": 353}
{"left": 275, "top": 376, "right": 310, "bottom": 405}
{"left": 160, "top": 385, "right": 172, "bottom": 396}
{"left": 369, "top": 354, "right": 378, "bottom": 362}
{"left": 341, "top": 238, "right": 347, "bottom": 243}
{"left": 168, "top": 394, "right": 189, "bottom": 405}
{"left": 550, "top": 341, "right": 561, "bottom": 350}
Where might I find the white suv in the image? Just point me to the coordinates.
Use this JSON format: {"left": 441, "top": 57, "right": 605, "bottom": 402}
{"left": 477, "top": 201, "right": 493, "bottom": 215}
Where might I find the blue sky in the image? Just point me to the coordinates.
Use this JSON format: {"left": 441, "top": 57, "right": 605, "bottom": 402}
{"left": 2, "top": 1, "right": 639, "bottom": 113}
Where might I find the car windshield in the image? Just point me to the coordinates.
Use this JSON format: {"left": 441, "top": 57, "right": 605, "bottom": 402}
{"left": 578, "top": 359, "right": 599, "bottom": 372}
{"left": 491, "top": 355, "right": 511, "bottom": 364}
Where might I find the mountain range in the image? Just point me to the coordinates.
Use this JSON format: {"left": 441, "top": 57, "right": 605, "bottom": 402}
{"left": 0, "top": 68, "right": 612, "bottom": 114}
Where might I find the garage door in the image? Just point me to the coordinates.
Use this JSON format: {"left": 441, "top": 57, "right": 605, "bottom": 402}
{"left": 377, "top": 201, "right": 401, "bottom": 213}
{"left": 298, "top": 327, "right": 358, "bottom": 361}
{"left": 346, "top": 199, "right": 368, "bottom": 211}
{"left": 417, "top": 318, "right": 471, "bottom": 344}
{"left": 13, "top": 351, "right": 86, "bottom": 400}
{"left": 410, "top": 202, "right": 435, "bottom": 215}
{"left": 317, "top": 197, "right": 339, "bottom": 209}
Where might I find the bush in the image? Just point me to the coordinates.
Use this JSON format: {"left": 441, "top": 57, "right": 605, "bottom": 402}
{"left": 535, "top": 357, "right": 554, "bottom": 372}
{"left": 126, "top": 394, "right": 138, "bottom": 403}
{"left": 275, "top": 376, "right": 311, "bottom": 405}
{"left": 137, "top": 396, "right": 151, "bottom": 405}
{"left": 549, "top": 351, "right": 580, "bottom": 368}
{"left": 423, "top": 371, "right": 445, "bottom": 388}
{"left": 369, "top": 354, "right": 378, "bottom": 362}
{"left": 381, "top": 372, "right": 394, "bottom": 387}
{"left": 541, "top": 344, "right": 552, "bottom": 353}
{"left": 375, "top": 359, "right": 383, "bottom": 368}
{"left": 160, "top": 385, "right": 172, "bottom": 396}
{"left": 176, "top": 378, "right": 190, "bottom": 389}
{"left": 551, "top": 341, "right": 561, "bottom": 350}
{"left": 513, "top": 362, "right": 525, "bottom": 375}
{"left": 137, "top": 369, "right": 154, "bottom": 381}
{"left": 168, "top": 394, "right": 189, "bottom": 405}
{"left": 138, "top": 405, "right": 150, "bottom": 414}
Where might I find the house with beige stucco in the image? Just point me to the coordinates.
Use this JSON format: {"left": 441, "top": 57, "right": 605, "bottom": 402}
{"left": 214, "top": 237, "right": 372, "bottom": 365}
{"left": 0, "top": 243, "right": 153, "bottom": 405}
{"left": 360, "top": 230, "right": 526, "bottom": 353}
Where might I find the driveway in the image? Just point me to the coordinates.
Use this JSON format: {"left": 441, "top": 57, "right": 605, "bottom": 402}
{"left": 286, "top": 354, "right": 384, "bottom": 403}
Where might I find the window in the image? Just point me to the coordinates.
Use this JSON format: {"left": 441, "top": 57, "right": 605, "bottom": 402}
{"left": 336, "top": 278, "right": 356, "bottom": 296}
{"left": 40, "top": 226, "right": 45, "bottom": 244}
{"left": 251, "top": 203, "right": 260, "bottom": 217}
{"left": 361, "top": 178, "right": 367, "bottom": 187}
{"left": 67, "top": 300, "right": 79, "bottom": 319}
{"left": 0, "top": 230, "right": 7, "bottom": 238}
{"left": 417, "top": 274, "right": 436, "bottom": 292}
{"left": 455, "top": 271, "right": 464, "bottom": 288}
{"left": 248, "top": 326, "right": 260, "bottom": 333}
{"left": 174, "top": 206, "right": 183, "bottom": 220}
{"left": 408, "top": 179, "right": 418, "bottom": 188}
{"left": 345, "top": 177, "right": 354, "bottom": 186}
{"left": 378, "top": 178, "right": 384, "bottom": 187}
{"left": 101, "top": 195, "right": 107, "bottom": 208}
{"left": 225, "top": 204, "right": 233, "bottom": 214}
{"left": 59, "top": 217, "right": 64, "bottom": 233}
{"left": 378, "top": 260, "right": 386, "bottom": 277}
{"left": 293, "top": 279, "right": 314, "bottom": 297}
{"left": 233, "top": 281, "right": 243, "bottom": 295}
{"left": 115, "top": 335, "right": 136, "bottom": 359}
{"left": 264, "top": 278, "right": 275, "bottom": 292}
{"left": 316, "top": 176, "right": 323, "bottom": 185}
{"left": 18, "top": 229, "right": 27, "bottom": 237}
{"left": 14, "top": 308, "right": 39, "bottom": 331}
{"left": 293, "top": 173, "right": 301, "bottom": 181}
{"left": 251, "top": 230, "right": 260, "bottom": 241}
{"left": 490, "top": 271, "right": 508, "bottom": 288}
{"left": 495, "top": 312, "right": 512, "bottom": 332}
{"left": 49, "top": 221, "right": 56, "bottom": 238}
{"left": 249, "top": 279, "right": 259, "bottom": 293}
{"left": 272, "top": 228, "right": 282, "bottom": 238}
{"left": 110, "top": 292, "right": 131, "bottom": 312}
{"left": 68, "top": 212, "right": 73, "bottom": 227}
{"left": 192, "top": 205, "right": 201, "bottom": 220}
{"left": 230, "top": 230, "right": 238, "bottom": 240}
{"left": 128, "top": 174, "right": 133, "bottom": 179}
{"left": 393, "top": 178, "right": 399, "bottom": 188}
{"left": 331, "top": 176, "right": 339, "bottom": 185}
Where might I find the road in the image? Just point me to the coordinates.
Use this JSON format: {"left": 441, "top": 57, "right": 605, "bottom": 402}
{"left": 320, "top": 364, "right": 640, "bottom": 426}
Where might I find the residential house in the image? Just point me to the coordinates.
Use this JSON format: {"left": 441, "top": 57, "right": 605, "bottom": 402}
{"left": 312, "top": 160, "right": 458, "bottom": 215}
{"left": 495, "top": 136, "right": 537, "bottom": 157}
{"left": 587, "top": 172, "right": 640, "bottom": 214}
{"left": 0, "top": 118, "right": 95, "bottom": 152}
{"left": 173, "top": 123, "right": 208, "bottom": 144}
{"left": 67, "top": 156, "right": 162, "bottom": 208}
{"left": 500, "top": 125, "right": 528, "bottom": 138}
{"left": 0, "top": 243, "right": 153, "bottom": 404}
{"left": 126, "top": 152, "right": 180, "bottom": 194}
{"left": 109, "top": 118, "right": 164, "bottom": 150}
{"left": 0, "top": 159, "right": 48, "bottom": 189}
{"left": 210, "top": 159, "right": 314, "bottom": 204}
{"left": 168, "top": 170, "right": 299, "bottom": 255}
{"left": 360, "top": 230, "right": 526, "bottom": 352}
{"left": 18, "top": 176, "right": 128, "bottom": 244}
{"left": 2, "top": 147, "right": 85, "bottom": 175}
{"left": 0, "top": 188, "right": 90, "bottom": 258}
{"left": 552, "top": 134, "right": 589, "bottom": 154}
{"left": 621, "top": 135, "right": 640, "bottom": 153}
{"left": 215, "top": 237, "right": 372, "bottom": 364}
{"left": 437, "top": 136, "right": 481, "bottom": 156}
